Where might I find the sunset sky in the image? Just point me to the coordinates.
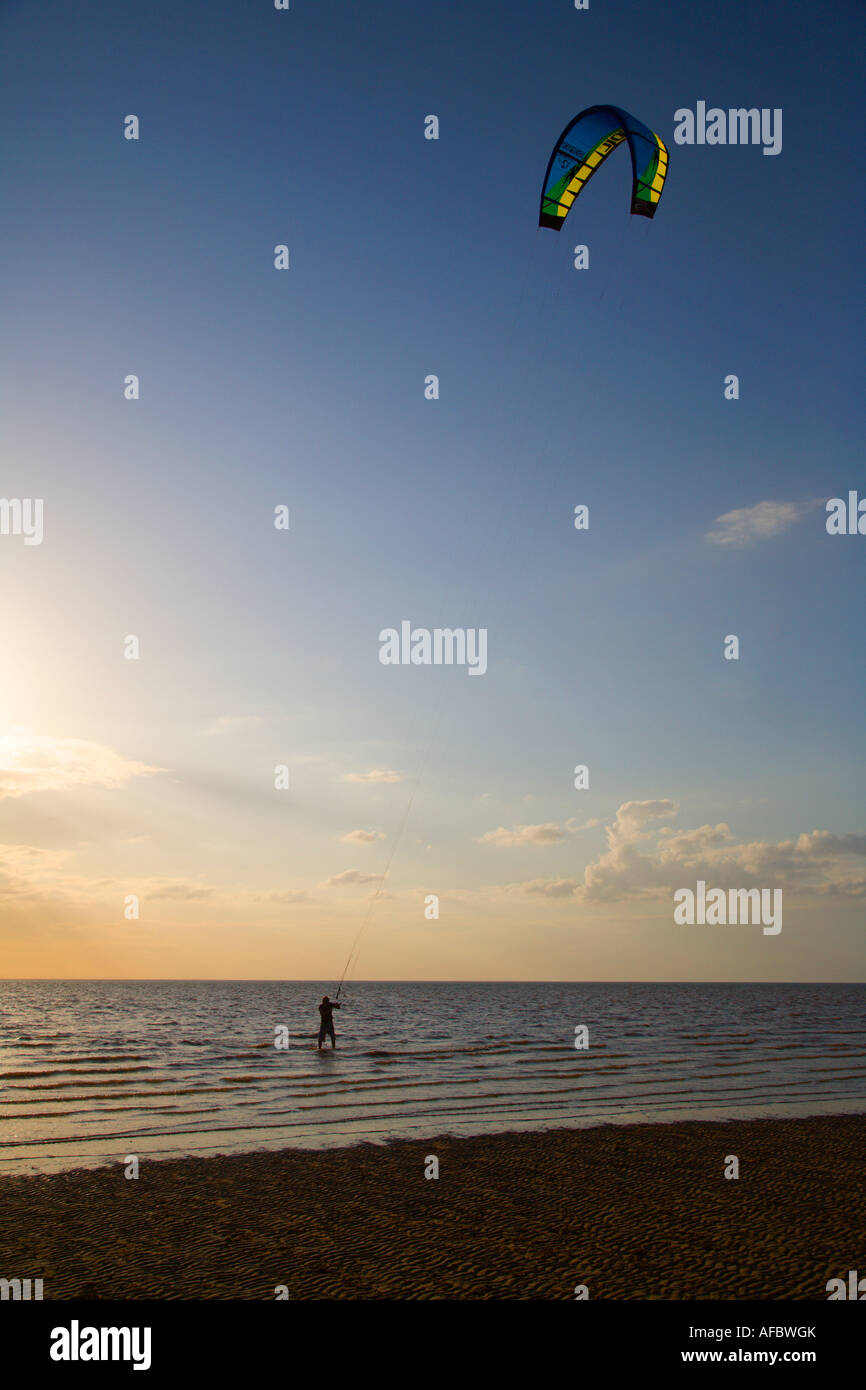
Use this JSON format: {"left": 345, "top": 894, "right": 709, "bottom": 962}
{"left": 1, "top": 0, "right": 863, "bottom": 980}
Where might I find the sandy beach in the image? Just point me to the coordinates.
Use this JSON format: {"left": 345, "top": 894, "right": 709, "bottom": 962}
{"left": 1, "top": 1113, "right": 862, "bottom": 1299}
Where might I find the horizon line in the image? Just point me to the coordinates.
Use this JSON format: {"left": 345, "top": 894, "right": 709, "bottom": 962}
{"left": 1, "top": 977, "right": 862, "bottom": 986}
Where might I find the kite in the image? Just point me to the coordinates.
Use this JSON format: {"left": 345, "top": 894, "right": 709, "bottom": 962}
{"left": 539, "top": 105, "right": 668, "bottom": 228}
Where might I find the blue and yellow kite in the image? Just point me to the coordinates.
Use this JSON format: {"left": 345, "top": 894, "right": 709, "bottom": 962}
{"left": 539, "top": 105, "right": 668, "bottom": 228}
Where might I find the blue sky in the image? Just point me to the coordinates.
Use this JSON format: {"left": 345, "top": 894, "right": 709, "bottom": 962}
{"left": 0, "top": 0, "right": 864, "bottom": 979}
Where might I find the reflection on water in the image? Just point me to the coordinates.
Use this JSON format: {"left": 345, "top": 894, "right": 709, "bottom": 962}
{"left": 1, "top": 980, "right": 864, "bottom": 1174}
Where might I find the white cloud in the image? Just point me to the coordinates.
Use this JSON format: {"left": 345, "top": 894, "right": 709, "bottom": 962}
{"left": 341, "top": 829, "right": 385, "bottom": 845}
{"left": 200, "top": 715, "right": 263, "bottom": 737}
{"left": 471, "top": 804, "right": 866, "bottom": 908}
{"left": 0, "top": 730, "right": 161, "bottom": 800}
{"left": 706, "top": 499, "right": 821, "bottom": 548}
{"left": 479, "top": 823, "right": 564, "bottom": 848}
{"left": 324, "top": 869, "right": 383, "bottom": 888}
{"left": 0, "top": 843, "right": 127, "bottom": 906}
{"left": 519, "top": 878, "right": 580, "bottom": 898}
{"left": 144, "top": 880, "right": 215, "bottom": 901}
{"left": 0, "top": 843, "right": 72, "bottom": 899}
{"left": 343, "top": 769, "right": 404, "bottom": 784}
{"left": 258, "top": 889, "right": 310, "bottom": 904}
{"left": 580, "top": 803, "right": 866, "bottom": 903}
{"left": 657, "top": 823, "right": 735, "bottom": 861}
{"left": 580, "top": 800, "right": 678, "bottom": 902}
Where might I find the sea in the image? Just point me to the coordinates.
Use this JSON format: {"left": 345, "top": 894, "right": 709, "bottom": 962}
{"left": 1, "top": 980, "right": 864, "bottom": 1175}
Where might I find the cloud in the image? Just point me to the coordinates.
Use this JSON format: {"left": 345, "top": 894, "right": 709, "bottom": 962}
{"left": 324, "top": 869, "right": 383, "bottom": 888}
{"left": 565, "top": 817, "right": 601, "bottom": 833}
{"left": 0, "top": 730, "right": 161, "bottom": 800}
{"left": 341, "top": 829, "right": 385, "bottom": 845}
{"left": 579, "top": 800, "right": 678, "bottom": 902}
{"left": 479, "top": 823, "right": 564, "bottom": 847}
{"left": 612, "top": 800, "right": 678, "bottom": 832}
{"left": 0, "top": 843, "right": 128, "bottom": 907}
{"left": 258, "top": 890, "right": 310, "bottom": 904}
{"left": 578, "top": 802, "right": 866, "bottom": 903}
{"left": 518, "top": 878, "right": 580, "bottom": 898}
{"left": 793, "top": 830, "right": 866, "bottom": 858}
{"left": 200, "top": 715, "right": 263, "bottom": 737}
{"left": 343, "top": 769, "right": 404, "bottom": 784}
{"left": 706, "top": 499, "right": 821, "bottom": 548}
{"left": 814, "top": 878, "right": 866, "bottom": 899}
{"left": 0, "top": 843, "right": 73, "bottom": 900}
{"left": 144, "top": 881, "right": 215, "bottom": 901}
{"left": 657, "top": 823, "right": 735, "bottom": 861}
{"left": 473, "top": 805, "right": 866, "bottom": 908}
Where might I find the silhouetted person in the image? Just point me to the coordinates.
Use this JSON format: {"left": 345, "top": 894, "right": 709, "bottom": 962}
{"left": 317, "top": 995, "right": 341, "bottom": 1050}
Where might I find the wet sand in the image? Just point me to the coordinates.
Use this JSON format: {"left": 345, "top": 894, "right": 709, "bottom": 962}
{"left": 1, "top": 1114, "right": 863, "bottom": 1299}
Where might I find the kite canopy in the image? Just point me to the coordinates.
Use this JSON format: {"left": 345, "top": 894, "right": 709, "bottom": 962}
{"left": 539, "top": 105, "right": 668, "bottom": 228}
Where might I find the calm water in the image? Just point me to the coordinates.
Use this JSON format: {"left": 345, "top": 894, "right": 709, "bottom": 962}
{"left": 0, "top": 981, "right": 864, "bottom": 1174}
